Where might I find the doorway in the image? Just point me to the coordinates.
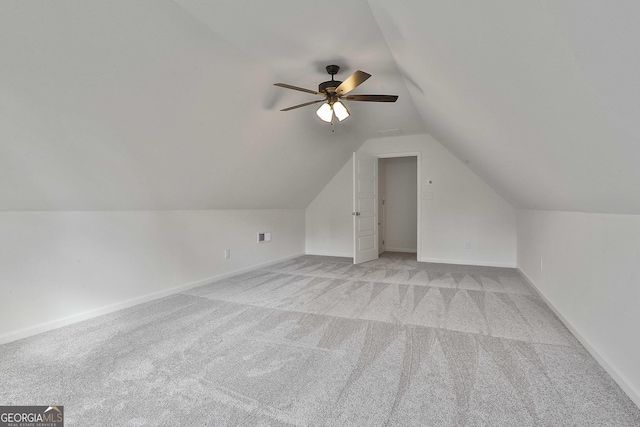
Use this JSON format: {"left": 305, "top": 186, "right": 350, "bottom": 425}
{"left": 378, "top": 156, "right": 418, "bottom": 258}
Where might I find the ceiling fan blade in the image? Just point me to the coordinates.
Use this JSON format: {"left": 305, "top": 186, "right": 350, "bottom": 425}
{"left": 335, "top": 70, "right": 371, "bottom": 95}
{"left": 280, "top": 99, "right": 326, "bottom": 111}
{"left": 274, "top": 83, "right": 322, "bottom": 96}
{"left": 344, "top": 94, "right": 399, "bottom": 102}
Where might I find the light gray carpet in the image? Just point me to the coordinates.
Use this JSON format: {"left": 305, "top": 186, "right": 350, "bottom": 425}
{"left": 1, "top": 253, "right": 639, "bottom": 426}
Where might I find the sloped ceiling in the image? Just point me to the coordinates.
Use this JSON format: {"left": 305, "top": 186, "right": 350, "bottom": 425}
{"left": 2, "top": 1, "right": 639, "bottom": 214}
{"left": 0, "top": 0, "right": 424, "bottom": 210}
{"left": 369, "top": 0, "right": 640, "bottom": 214}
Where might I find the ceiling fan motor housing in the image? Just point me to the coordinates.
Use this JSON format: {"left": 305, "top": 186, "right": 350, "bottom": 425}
{"left": 319, "top": 80, "right": 342, "bottom": 94}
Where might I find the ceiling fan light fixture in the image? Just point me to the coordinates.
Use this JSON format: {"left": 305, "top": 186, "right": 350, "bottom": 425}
{"left": 333, "top": 101, "right": 350, "bottom": 121}
{"left": 316, "top": 102, "right": 333, "bottom": 123}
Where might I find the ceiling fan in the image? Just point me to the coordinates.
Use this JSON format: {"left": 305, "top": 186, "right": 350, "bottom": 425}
{"left": 274, "top": 65, "right": 398, "bottom": 124}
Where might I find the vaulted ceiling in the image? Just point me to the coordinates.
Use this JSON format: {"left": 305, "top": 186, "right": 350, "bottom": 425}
{"left": 2, "top": 1, "right": 639, "bottom": 213}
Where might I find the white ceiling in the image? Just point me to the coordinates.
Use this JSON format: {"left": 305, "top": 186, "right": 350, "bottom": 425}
{"left": 0, "top": 0, "right": 424, "bottom": 210}
{"left": 2, "top": 1, "right": 639, "bottom": 213}
{"left": 370, "top": 0, "right": 640, "bottom": 214}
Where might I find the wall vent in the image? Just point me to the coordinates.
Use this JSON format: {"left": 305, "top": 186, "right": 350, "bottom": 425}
{"left": 258, "top": 232, "right": 272, "bottom": 243}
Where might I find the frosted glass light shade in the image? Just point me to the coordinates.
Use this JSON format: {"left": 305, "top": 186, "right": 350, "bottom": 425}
{"left": 316, "top": 102, "right": 333, "bottom": 122}
{"left": 333, "top": 101, "right": 350, "bottom": 121}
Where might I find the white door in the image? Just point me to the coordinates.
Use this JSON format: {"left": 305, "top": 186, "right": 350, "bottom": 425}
{"left": 353, "top": 152, "right": 378, "bottom": 264}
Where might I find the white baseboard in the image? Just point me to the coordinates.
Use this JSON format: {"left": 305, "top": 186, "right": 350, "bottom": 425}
{"left": 418, "top": 257, "right": 516, "bottom": 268}
{"left": 384, "top": 247, "right": 417, "bottom": 254}
{"left": 518, "top": 268, "right": 640, "bottom": 409}
{"left": 305, "top": 251, "right": 353, "bottom": 258}
{"left": 0, "top": 252, "right": 305, "bottom": 346}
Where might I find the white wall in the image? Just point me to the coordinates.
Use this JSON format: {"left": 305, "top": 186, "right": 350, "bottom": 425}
{"left": 0, "top": 209, "right": 305, "bottom": 343}
{"left": 305, "top": 134, "right": 517, "bottom": 267}
{"left": 517, "top": 210, "right": 640, "bottom": 407}
{"left": 382, "top": 157, "right": 417, "bottom": 253}
{"left": 305, "top": 159, "right": 353, "bottom": 257}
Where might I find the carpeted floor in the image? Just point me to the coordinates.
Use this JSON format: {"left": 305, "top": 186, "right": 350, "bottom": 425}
{"left": 1, "top": 253, "right": 639, "bottom": 426}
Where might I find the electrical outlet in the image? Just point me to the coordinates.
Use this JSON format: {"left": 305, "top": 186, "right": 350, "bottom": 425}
{"left": 224, "top": 249, "right": 230, "bottom": 259}
{"left": 465, "top": 241, "right": 471, "bottom": 249}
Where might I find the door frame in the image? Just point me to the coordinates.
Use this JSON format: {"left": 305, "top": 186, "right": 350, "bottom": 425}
{"left": 377, "top": 152, "right": 422, "bottom": 260}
